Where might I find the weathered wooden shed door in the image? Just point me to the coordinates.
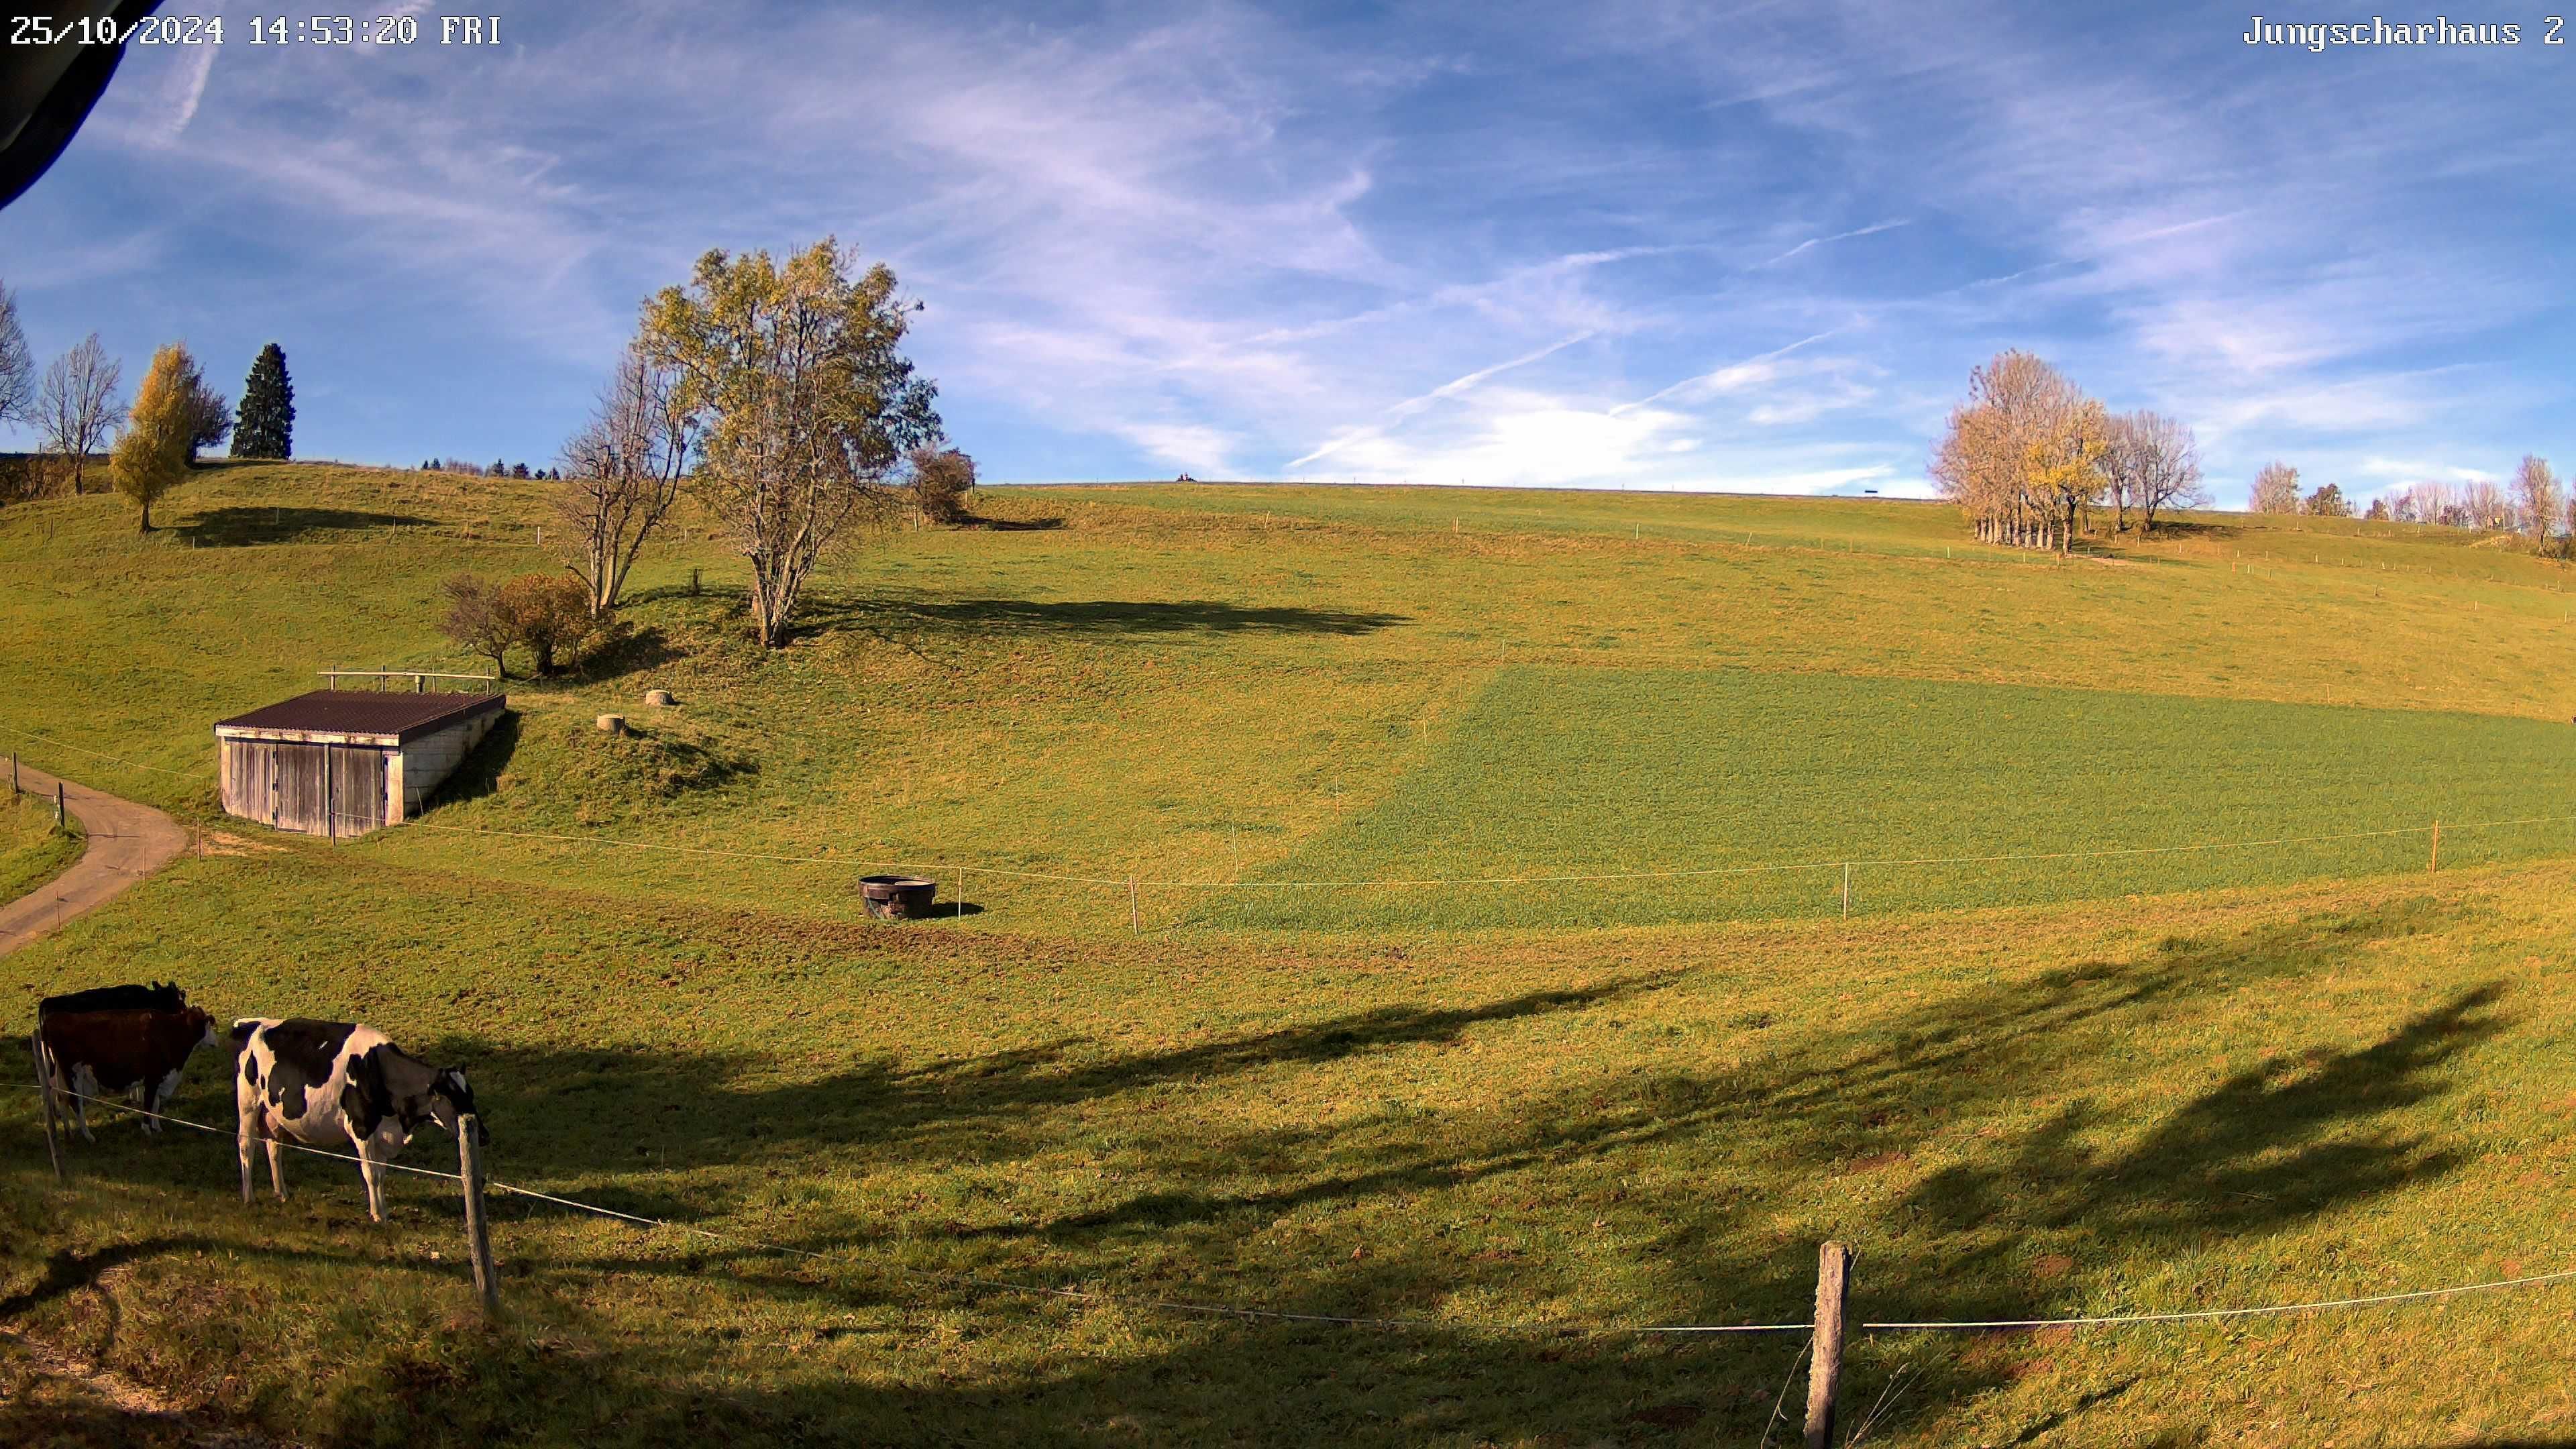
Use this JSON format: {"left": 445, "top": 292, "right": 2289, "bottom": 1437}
{"left": 262, "top": 743, "right": 386, "bottom": 837}
{"left": 222, "top": 741, "right": 280, "bottom": 825}
{"left": 328, "top": 746, "right": 387, "bottom": 837}
{"left": 274, "top": 743, "right": 327, "bottom": 834}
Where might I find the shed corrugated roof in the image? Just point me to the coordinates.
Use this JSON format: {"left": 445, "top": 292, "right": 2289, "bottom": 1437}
{"left": 213, "top": 690, "right": 506, "bottom": 743}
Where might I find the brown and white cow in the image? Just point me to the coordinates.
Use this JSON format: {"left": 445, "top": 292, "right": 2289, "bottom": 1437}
{"left": 231, "top": 1018, "right": 484, "bottom": 1222}
{"left": 36, "top": 1003, "right": 220, "bottom": 1140}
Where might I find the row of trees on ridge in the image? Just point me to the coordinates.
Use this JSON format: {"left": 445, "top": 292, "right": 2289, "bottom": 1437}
{"left": 1937, "top": 350, "right": 2564, "bottom": 553}
{"left": 1929, "top": 350, "right": 2206, "bottom": 550}
{"left": 2246, "top": 455, "right": 2564, "bottom": 547}
{"left": 0, "top": 282, "right": 294, "bottom": 520}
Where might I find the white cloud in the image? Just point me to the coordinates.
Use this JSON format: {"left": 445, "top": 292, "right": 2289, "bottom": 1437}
{"left": 22, "top": 0, "right": 2566, "bottom": 484}
{"left": 1761, "top": 219, "right": 1908, "bottom": 266}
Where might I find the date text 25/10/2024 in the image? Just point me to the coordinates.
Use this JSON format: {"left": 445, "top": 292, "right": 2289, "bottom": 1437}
{"left": 7, "top": 15, "right": 504, "bottom": 46}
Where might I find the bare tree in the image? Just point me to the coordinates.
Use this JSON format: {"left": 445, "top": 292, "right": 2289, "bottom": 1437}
{"left": 2510, "top": 454, "right": 2559, "bottom": 547}
{"left": 441, "top": 574, "right": 513, "bottom": 679}
{"left": 555, "top": 345, "right": 692, "bottom": 616}
{"left": 2463, "top": 476, "right": 2513, "bottom": 531}
{"left": 36, "top": 333, "right": 123, "bottom": 496}
{"left": 2103, "top": 410, "right": 2206, "bottom": 536}
{"left": 0, "top": 282, "right": 32, "bottom": 428}
{"left": 2387, "top": 479, "right": 2463, "bottom": 527}
{"left": 2249, "top": 461, "right": 2301, "bottom": 515}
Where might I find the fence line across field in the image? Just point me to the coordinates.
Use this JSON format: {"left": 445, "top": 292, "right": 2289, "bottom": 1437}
{"left": 335, "top": 803, "right": 2576, "bottom": 895}
{"left": 17, "top": 1080, "right": 2576, "bottom": 1342}
{"left": 0, "top": 728, "right": 202, "bottom": 782}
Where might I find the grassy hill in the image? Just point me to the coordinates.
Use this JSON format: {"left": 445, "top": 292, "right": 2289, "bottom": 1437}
{"left": 4, "top": 462, "right": 2576, "bottom": 1446}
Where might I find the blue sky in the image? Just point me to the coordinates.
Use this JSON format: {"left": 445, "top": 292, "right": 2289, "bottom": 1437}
{"left": 2, "top": 1, "right": 2567, "bottom": 504}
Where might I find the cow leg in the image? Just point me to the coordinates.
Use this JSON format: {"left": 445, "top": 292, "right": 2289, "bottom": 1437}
{"left": 68, "top": 1067, "right": 94, "bottom": 1143}
{"left": 266, "top": 1138, "right": 287, "bottom": 1201}
{"left": 354, "top": 1135, "right": 386, "bottom": 1223}
{"left": 237, "top": 1118, "right": 258, "bottom": 1205}
{"left": 140, "top": 1070, "right": 175, "bottom": 1136}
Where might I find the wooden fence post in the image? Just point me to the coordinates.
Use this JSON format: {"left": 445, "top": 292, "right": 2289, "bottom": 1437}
{"left": 2430, "top": 820, "right": 2440, "bottom": 872}
{"left": 1803, "top": 1241, "right": 1851, "bottom": 1449}
{"left": 458, "top": 1116, "right": 500, "bottom": 1320}
{"left": 32, "top": 1030, "right": 63, "bottom": 1184}
{"left": 1841, "top": 863, "right": 1851, "bottom": 920}
{"left": 54, "top": 782, "right": 65, "bottom": 828}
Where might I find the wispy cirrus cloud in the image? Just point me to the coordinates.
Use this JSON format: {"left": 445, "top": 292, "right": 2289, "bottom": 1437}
{"left": 1, "top": 0, "right": 2562, "bottom": 497}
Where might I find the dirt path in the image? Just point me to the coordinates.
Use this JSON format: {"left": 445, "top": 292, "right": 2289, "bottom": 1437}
{"left": 0, "top": 763, "right": 186, "bottom": 958}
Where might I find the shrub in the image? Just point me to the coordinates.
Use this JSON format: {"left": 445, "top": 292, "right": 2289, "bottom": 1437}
{"left": 496, "top": 572, "right": 606, "bottom": 676}
{"left": 440, "top": 571, "right": 610, "bottom": 678}
{"left": 908, "top": 445, "right": 976, "bottom": 525}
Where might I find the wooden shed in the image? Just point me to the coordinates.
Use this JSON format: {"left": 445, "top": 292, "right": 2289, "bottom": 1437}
{"left": 213, "top": 690, "right": 507, "bottom": 838}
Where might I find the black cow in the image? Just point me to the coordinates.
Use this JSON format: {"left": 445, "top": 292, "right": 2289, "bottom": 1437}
{"left": 37, "top": 1005, "right": 219, "bottom": 1140}
{"left": 39, "top": 981, "right": 187, "bottom": 1019}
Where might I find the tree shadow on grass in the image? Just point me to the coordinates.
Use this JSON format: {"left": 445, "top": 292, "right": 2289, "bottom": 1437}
{"left": 2137, "top": 519, "right": 2242, "bottom": 543}
{"left": 12, "top": 898, "right": 2525, "bottom": 1446}
{"left": 578, "top": 624, "right": 686, "bottom": 685}
{"left": 174, "top": 506, "right": 434, "bottom": 547}
{"left": 955, "top": 512, "right": 1066, "bottom": 531}
{"left": 424, "top": 977, "right": 1670, "bottom": 1191}
{"left": 788, "top": 594, "right": 1407, "bottom": 643}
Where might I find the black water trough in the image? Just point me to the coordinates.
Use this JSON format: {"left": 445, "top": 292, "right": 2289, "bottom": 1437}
{"left": 861, "top": 875, "right": 937, "bottom": 919}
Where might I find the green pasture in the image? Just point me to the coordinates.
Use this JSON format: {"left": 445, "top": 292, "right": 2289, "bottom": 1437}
{"left": 5, "top": 849, "right": 2576, "bottom": 1446}
{"left": 4, "top": 464, "right": 2576, "bottom": 938}
{"left": 1210, "top": 667, "right": 2576, "bottom": 930}
{"left": 3, "top": 462, "right": 2576, "bottom": 1444}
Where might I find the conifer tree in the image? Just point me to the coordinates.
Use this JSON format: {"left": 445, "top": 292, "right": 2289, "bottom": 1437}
{"left": 229, "top": 343, "right": 294, "bottom": 459}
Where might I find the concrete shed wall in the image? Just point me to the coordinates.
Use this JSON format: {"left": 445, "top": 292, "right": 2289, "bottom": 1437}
{"left": 393, "top": 710, "right": 498, "bottom": 818}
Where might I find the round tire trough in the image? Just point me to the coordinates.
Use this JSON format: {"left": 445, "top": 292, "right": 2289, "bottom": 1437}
{"left": 860, "top": 875, "right": 937, "bottom": 920}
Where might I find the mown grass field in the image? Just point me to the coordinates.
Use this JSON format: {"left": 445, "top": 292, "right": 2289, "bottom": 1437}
{"left": 3, "top": 462, "right": 2576, "bottom": 1446}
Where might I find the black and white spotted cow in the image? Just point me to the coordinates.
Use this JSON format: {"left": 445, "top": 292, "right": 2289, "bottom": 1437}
{"left": 231, "top": 1018, "right": 485, "bottom": 1222}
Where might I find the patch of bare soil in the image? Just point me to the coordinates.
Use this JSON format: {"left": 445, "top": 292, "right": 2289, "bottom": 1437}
{"left": 192, "top": 832, "right": 284, "bottom": 858}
